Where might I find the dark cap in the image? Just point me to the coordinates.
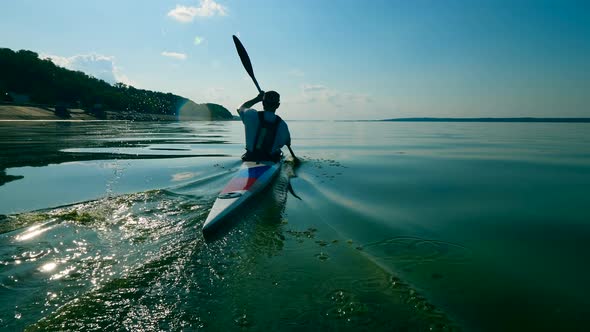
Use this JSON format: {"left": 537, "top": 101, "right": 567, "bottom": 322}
{"left": 263, "top": 91, "right": 280, "bottom": 104}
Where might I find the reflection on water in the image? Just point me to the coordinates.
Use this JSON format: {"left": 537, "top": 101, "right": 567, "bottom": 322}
{"left": 0, "top": 121, "right": 242, "bottom": 214}
{"left": 0, "top": 121, "right": 234, "bottom": 183}
{"left": 1, "top": 121, "right": 590, "bottom": 330}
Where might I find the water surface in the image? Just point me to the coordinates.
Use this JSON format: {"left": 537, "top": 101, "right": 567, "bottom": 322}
{"left": 1, "top": 120, "right": 589, "bottom": 331}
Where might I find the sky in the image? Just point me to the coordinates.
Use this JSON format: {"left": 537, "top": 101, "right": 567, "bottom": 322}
{"left": 1, "top": 0, "right": 589, "bottom": 120}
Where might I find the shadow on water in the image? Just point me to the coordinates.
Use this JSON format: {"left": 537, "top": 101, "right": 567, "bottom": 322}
{"left": 0, "top": 169, "right": 23, "bottom": 186}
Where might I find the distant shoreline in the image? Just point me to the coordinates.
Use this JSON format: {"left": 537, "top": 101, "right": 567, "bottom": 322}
{"left": 0, "top": 105, "right": 98, "bottom": 121}
{"left": 379, "top": 117, "right": 590, "bottom": 123}
{"left": 0, "top": 105, "right": 233, "bottom": 121}
{"left": 0, "top": 104, "right": 178, "bottom": 121}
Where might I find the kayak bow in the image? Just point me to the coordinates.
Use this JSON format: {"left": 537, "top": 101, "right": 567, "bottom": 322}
{"left": 203, "top": 160, "right": 282, "bottom": 232}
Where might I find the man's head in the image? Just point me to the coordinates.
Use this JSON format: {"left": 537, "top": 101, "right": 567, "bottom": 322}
{"left": 262, "top": 91, "right": 280, "bottom": 112}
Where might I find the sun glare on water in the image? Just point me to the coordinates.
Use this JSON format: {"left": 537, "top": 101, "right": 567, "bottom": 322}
{"left": 40, "top": 262, "right": 57, "bottom": 272}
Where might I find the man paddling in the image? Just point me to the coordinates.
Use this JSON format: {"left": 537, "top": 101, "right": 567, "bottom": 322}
{"left": 238, "top": 90, "right": 299, "bottom": 164}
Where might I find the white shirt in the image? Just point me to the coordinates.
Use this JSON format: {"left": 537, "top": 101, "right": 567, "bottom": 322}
{"left": 238, "top": 107, "right": 291, "bottom": 155}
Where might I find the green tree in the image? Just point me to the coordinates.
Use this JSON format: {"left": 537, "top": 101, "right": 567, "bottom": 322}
{"left": 0, "top": 47, "right": 233, "bottom": 120}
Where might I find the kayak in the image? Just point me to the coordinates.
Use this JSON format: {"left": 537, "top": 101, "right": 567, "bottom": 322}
{"left": 203, "top": 159, "right": 282, "bottom": 232}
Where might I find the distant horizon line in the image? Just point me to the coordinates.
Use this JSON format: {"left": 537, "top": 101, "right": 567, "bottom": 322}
{"left": 362, "top": 117, "right": 590, "bottom": 123}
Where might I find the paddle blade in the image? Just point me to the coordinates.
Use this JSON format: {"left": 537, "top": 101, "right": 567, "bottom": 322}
{"left": 233, "top": 35, "right": 262, "bottom": 92}
{"left": 288, "top": 181, "right": 302, "bottom": 200}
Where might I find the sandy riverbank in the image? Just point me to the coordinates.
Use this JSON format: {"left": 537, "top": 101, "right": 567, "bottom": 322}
{"left": 0, "top": 104, "right": 236, "bottom": 121}
{"left": 0, "top": 105, "right": 98, "bottom": 121}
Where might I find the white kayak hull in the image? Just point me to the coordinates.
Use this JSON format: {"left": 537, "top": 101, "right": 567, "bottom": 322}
{"left": 203, "top": 160, "right": 282, "bottom": 232}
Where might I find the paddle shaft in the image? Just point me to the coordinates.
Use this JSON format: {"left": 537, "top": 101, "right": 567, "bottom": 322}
{"left": 287, "top": 145, "right": 298, "bottom": 160}
{"left": 233, "top": 35, "right": 262, "bottom": 93}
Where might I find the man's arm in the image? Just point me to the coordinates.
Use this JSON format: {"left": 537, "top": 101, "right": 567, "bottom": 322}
{"left": 238, "top": 92, "right": 265, "bottom": 113}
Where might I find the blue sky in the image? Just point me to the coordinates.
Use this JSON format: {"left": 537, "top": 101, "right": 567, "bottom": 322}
{"left": 1, "top": 0, "right": 589, "bottom": 120}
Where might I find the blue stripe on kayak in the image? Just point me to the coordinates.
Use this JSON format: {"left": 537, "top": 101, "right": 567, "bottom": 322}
{"left": 236, "top": 165, "right": 272, "bottom": 179}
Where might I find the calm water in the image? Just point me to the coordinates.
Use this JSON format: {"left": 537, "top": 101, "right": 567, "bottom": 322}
{"left": 1, "top": 121, "right": 589, "bottom": 331}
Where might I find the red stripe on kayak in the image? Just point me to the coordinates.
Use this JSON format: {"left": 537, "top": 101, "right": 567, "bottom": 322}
{"left": 221, "top": 177, "right": 257, "bottom": 193}
{"left": 236, "top": 165, "right": 271, "bottom": 179}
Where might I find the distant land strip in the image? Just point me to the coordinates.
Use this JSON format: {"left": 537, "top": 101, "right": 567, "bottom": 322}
{"left": 379, "top": 117, "right": 590, "bottom": 123}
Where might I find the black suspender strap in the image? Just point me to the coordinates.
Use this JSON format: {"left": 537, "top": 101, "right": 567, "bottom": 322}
{"left": 252, "top": 112, "right": 281, "bottom": 156}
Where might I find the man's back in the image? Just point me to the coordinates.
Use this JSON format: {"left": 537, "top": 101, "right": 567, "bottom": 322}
{"left": 238, "top": 108, "right": 291, "bottom": 156}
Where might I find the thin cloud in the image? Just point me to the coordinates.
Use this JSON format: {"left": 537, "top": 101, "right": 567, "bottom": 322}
{"left": 204, "top": 87, "right": 231, "bottom": 102}
{"left": 302, "top": 84, "right": 328, "bottom": 93}
{"left": 299, "top": 84, "right": 372, "bottom": 108}
{"left": 288, "top": 68, "right": 305, "bottom": 77}
{"left": 42, "top": 53, "right": 134, "bottom": 85}
{"left": 161, "top": 51, "right": 188, "bottom": 60}
{"left": 167, "top": 1, "right": 228, "bottom": 23}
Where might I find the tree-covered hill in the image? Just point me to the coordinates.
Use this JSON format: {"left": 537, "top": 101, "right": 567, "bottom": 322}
{"left": 0, "top": 48, "right": 232, "bottom": 120}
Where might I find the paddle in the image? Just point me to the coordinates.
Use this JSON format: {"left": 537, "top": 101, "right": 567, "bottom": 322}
{"left": 232, "top": 35, "right": 300, "bottom": 166}
{"left": 233, "top": 35, "right": 262, "bottom": 94}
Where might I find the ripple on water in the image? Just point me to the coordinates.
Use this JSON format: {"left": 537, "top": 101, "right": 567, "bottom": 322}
{"left": 305, "top": 157, "right": 347, "bottom": 184}
{"left": 306, "top": 277, "right": 380, "bottom": 329}
{"left": 364, "top": 236, "right": 473, "bottom": 268}
{"left": 308, "top": 260, "right": 458, "bottom": 330}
